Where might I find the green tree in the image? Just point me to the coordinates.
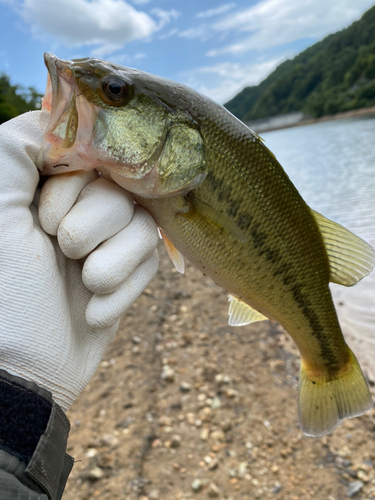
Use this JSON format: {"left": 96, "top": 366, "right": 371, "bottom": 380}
{"left": 0, "top": 74, "right": 42, "bottom": 124}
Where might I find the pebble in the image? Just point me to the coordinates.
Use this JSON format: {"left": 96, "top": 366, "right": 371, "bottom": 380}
{"left": 211, "top": 397, "right": 221, "bottom": 409}
{"left": 161, "top": 366, "right": 175, "bottom": 382}
{"left": 86, "top": 448, "right": 98, "bottom": 458}
{"left": 87, "top": 467, "right": 104, "bottom": 480}
{"left": 159, "top": 415, "right": 173, "bottom": 426}
{"left": 149, "top": 490, "right": 159, "bottom": 499}
{"left": 347, "top": 481, "right": 364, "bottom": 497}
{"left": 132, "top": 335, "right": 142, "bottom": 344}
{"left": 208, "top": 458, "right": 219, "bottom": 471}
{"left": 180, "top": 382, "right": 192, "bottom": 392}
{"left": 171, "top": 435, "right": 182, "bottom": 448}
{"left": 238, "top": 462, "right": 248, "bottom": 478}
{"left": 191, "top": 479, "right": 203, "bottom": 492}
{"left": 220, "top": 420, "right": 232, "bottom": 432}
{"left": 186, "top": 413, "right": 195, "bottom": 425}
{"left": 101, "top": 434, "right": 119, "bottom": 447}
{"left": 225, "top": 388, "right": 238, "bottom": 398}
{"left": 210, "top": 430, "right": 225, "bottom": 442}
{"left": 200, "top": 428, "right": 209, "bottom": 441}
{"left": 208, "top": 483, "right": 220, "bottom": 497}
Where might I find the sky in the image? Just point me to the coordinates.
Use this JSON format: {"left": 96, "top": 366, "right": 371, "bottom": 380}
{"left": 0, "top": 0, "right": 374, "bottom": 104}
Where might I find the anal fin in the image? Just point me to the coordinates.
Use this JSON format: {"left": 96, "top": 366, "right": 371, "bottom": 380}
{"left": 160, "top": 229, "right": 185, "bottom": 274}
{"left": 228, "top": 295, "right": 268, "bottom": 326}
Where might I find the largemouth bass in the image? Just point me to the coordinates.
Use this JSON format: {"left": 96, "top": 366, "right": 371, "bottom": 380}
{"left": 38, "top": 53, "right": 375, "bottom": 437}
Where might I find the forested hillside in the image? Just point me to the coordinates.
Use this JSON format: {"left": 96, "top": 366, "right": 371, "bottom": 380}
{"left": 0, "top": 74, "right": 41, "bottom": 124}
{"left": 225, "top": 5, "right": 375, "bottom": 120}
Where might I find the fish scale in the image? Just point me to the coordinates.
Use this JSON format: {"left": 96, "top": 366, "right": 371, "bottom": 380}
{"left": 38, "top": 53, "right": 375, "bottom": 436}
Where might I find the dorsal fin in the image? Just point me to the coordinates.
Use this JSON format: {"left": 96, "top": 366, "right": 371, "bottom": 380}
{"left": 160, "top": 229, "right": 185, "bottom": 274}
{"left": 311, "top": 209, "right": 375, "bottom": 286}
{"left": 228, "top": 295, "right": 268, "bottom": 326}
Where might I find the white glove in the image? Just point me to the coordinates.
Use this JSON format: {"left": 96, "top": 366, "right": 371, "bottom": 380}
{"left": 0, "top": 111, "right": 159, "bottom": 411}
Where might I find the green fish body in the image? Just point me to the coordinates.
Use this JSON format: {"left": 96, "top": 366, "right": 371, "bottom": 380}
{"left": 38, "top": 53, "right": 375, "bottom": 436}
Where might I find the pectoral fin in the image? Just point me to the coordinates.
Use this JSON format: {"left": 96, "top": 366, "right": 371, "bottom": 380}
{"left": 228, "top": 295, "right": 268, "bottom": 326}
{"left": 160, "top": 229, "right": 185, "bottom": 274}
{"left": 186, "top": 195, "right": 246, "bottom": 243}
{"left": 311, "top": 209, "right": 375, "bottom": 286}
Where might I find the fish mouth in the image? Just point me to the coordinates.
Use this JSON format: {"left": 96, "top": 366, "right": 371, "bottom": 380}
{"left": 37, "top": 53, "right": 99, "bottom": 175}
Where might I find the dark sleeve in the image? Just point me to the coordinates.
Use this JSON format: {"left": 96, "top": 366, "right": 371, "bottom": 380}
{"left": 0, "top": 369, "right": 74, "bottom": 500}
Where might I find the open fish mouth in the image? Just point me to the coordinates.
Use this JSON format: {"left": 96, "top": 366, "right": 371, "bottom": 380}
{"left": 37, "top": 53, "right": 100, "bottom": 175}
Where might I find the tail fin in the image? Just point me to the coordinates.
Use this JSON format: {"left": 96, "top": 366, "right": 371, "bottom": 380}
{"left": 299, "top": 349, "right": 373, "bottom": 437}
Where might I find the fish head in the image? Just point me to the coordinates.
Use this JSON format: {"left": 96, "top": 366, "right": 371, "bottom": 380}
{"left": 38, "top": 53, "right": 206, "bottom": 197}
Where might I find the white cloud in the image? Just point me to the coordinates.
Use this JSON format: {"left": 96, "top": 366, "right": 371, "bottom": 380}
{"left": 196, "top": 3, "right": 236, "bottom": 19}
{"left": 181, "top": 58, "right": 282, "bottom": 104}
{"left": 17, "top": 0, "right": 178, "bottom": 57}
{"left": 179, "top": 25, "right": 212, "bottom": 41}
{"left": 151, "top": 8, "right": 180, "bottom": 29}
{"left": 209, "top": 0, "right": 375, "bottom": 55}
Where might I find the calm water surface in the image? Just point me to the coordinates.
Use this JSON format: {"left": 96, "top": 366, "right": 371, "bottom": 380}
{"left": 262, "top": 116, "right": 375, "bottom": 375}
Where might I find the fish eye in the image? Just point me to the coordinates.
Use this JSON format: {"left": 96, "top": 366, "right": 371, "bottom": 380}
{"left": 101, "top": 76, "right": 130, "bottom": 105}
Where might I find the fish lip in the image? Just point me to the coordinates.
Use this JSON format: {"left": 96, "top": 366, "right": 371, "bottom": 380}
{"left": 37, "top": 53, "right": 79, "bottom": 172}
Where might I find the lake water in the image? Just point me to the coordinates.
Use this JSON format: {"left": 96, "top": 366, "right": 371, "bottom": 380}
{"left": 262, "top": 116, "right": 375, "bottom": 379}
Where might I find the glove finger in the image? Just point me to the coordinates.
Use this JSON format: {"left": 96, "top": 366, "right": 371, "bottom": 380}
{"left": 82, "top": 206, "right": 159, "bottom": 294}
{"left": 39, "top": 170, "right": 99, "bottom": 236}
{"left": 58, "top": 177, "right": 134, "bottom": 259}
{"left": 86, "top": 249, "right": 159, "bottom": 328}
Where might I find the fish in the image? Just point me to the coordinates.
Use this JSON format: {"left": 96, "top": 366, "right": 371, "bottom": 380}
{"left": 37, "top": 52, "right": 375, "bottom": 437}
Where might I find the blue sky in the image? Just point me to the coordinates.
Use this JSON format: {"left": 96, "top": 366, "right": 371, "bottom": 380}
{"left": 0, "top": 0, "right": 374, "bottom": 104}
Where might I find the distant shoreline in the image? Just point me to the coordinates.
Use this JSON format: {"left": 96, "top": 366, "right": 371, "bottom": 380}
{"left": 248, "top": 106, "right": 375, "bottom": 133}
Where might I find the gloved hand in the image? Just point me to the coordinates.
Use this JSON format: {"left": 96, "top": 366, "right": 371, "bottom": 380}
{"left": 0, "top": 111, "right": 159, "bottom": 411}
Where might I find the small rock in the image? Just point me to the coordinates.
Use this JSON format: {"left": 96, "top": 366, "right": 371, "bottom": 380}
{"left": 357, "top": 470, "right": 370, "bottom": 482}
{"left": 180, "top": 382, "right": 192, "bottom": 393}
{"left": 171, "top": 434, "right": 182, "bottom": 448}
{"left": 116, "top": 417, "right": 133, "bottom": 429}
{"left": 347, "top": 481, "right": 364, "bottom": 497}
{"left": 159, "top": 415, "right": 173, "bottom": 426}
{"left": 204, "top": 455, "right": 212, "bottom": 464}
{"left": 208, "top": 483, "right": 220, "bottom": 497}
{"left": 132, "top": 335, "right": 142, "bottom": 344}
{"left": 197, "top": 393, "right": 207, "bottom": 402}
{"left": 191, "top": 479, "right": 203, "bottom": 492}
{"left": 210, "top": 430, "right": 225, "bottom": 442}
{"left": 201, "top": 407, "right": 212, "bottom": 422}
{"left": 161, "top": 366, "right": 175, "bottom": 383}
{"left": 220, "top": 420, "right": 232, "bottom": 432}
{"left": 238, "top": 462, "right": 248, "bottom": 478}
{"left": 186, "top": 413, "right": 195, "bottom": 425}
{"left": 200, "top": 428, "right": 209, "bottom": 441}
{"left": 229, "top": 469, "right": 237, "bottom": 478}
{"left": 225, "top": 388, "right": 238, "bottom": 398}
{"left": 211, "top": 397, "right": 221, "bottom": 409}
{"left": 101, "top": 434, "right": 119, "bottom": 447}
{"left": 208, "top": 458, "right": 219, "bottom": 471}
{"left": 149, "top": 490, "right": 159, "bottom": 499}
{"left": 87, "top": 467, "right": 104, "bottom": 480}
{"left": 85, "top": 448, "right": 98, "bottom": 458}
{"left": 132, "top": 346, "right": 141, "bottom": 354}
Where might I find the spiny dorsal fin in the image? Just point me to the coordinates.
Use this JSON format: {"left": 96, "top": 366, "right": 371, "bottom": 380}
{"left": 160, "top": 229, "right": 185, "bottom": 274}
{"left": 228, "top": 295, "right": 268, "bottom": 326}
{"left": 311, "top": 209, "right": 375, "bottom": 287}
{"left": 188, "top": 195, "right": 246, "bottom": 243}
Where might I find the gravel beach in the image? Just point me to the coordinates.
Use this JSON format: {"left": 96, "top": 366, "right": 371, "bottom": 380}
{"left": 64, "top": 243, "right": 375, "bottom": 500}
